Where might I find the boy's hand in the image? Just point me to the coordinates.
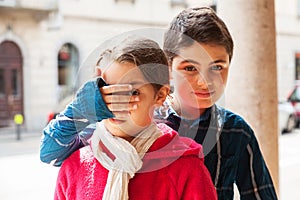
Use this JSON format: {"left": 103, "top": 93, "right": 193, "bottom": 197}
{"left": 94, "top": 67, "right": 139, "bottom": 118}
{"left": 101, "top": 85, "right": 139, "bottom": 118}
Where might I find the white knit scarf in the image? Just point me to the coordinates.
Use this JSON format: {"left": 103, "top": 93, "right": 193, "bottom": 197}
{"left": 91, "top": 121, "right": 162, "bottom": 200}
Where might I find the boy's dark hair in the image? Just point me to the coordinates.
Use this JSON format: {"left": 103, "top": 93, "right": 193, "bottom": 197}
{"left": 163, "top": 7, "right": 234, "bottom": 62}
{"left": 97, "top": 37, "right": 170, "bottom": 92}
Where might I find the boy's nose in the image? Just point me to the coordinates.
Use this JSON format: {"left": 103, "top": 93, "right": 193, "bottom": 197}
{"left": 196, "top": 72, "right": 207, "bottom": 85}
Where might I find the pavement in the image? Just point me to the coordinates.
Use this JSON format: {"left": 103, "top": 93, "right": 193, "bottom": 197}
{"left": 278, "top": 131, "right": 300, "bottom": 200}
{"left": 0, "top": 127, "right": 59, "bottom": 200}
{"left": 0, "top": 127, "right": 299, "bottom": 200}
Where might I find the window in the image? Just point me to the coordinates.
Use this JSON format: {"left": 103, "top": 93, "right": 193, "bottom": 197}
{"left": 0, "top": 69, "right": 4, "bottom": 98}
{"left": 57, "top": 43, "right": 79, "bottom": 100}
{"left": 289, "top": 86, "right": 300, "bottom": 102}
{"left": 11, "top": 69, "right": 20, "bottom": 96}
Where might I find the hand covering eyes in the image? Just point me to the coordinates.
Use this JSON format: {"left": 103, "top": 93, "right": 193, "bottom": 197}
{"left": 97, "top": 77, "right": 140, "bottom": 96}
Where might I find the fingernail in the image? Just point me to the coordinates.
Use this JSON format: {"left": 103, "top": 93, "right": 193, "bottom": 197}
{"left": 133, "top": 104, "right": 138, "bottom": 109}
{"left": 134, "top": 97, "right": 139, "bottom": 101}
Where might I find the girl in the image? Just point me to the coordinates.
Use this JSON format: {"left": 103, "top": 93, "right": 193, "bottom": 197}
{"left": 54, "top": 37, "right": 217, "bottom": 200}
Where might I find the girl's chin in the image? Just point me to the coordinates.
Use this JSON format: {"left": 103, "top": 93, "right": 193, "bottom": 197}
{"left": 181, "top": 101, "right": 211, "bottom": 109}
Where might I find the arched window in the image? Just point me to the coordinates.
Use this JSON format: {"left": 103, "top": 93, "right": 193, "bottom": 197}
{"left": 57, "top": 43, "right": 79, "bottom": 100}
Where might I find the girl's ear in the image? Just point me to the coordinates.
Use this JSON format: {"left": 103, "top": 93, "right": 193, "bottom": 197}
{"left": 155, "top": 86, "right": 170, "bottom": 106}
{"left": 94, "top": 67, "right": 102, "bottom": 77}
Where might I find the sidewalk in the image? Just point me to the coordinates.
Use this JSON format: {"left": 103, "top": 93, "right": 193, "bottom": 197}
{"left": 279, "top": 130, "right": 300, "bottom": 200}
{"left": 0, "top": 127, "right": 59, "bottom": 200}
{"left": 0, "top": 126, "right": 42, "bottom": 157}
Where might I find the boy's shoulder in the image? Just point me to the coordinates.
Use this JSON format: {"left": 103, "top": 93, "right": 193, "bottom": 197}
{"left": 217, "top": 105, "right": 247, "bottom": 123}
{"left": 216, "top": 105, "right": 254, "bottom": 137}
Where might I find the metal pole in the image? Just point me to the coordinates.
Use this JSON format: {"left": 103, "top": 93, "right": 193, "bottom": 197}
{"left": 16, "top": 124, "right": 21, "bottom": 140}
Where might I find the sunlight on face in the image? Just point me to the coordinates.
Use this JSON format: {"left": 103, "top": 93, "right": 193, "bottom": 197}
{"left": 171, "top": 42, "right": 229, "bottom": 119}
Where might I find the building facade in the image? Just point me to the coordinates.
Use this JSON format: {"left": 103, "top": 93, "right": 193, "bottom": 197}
{"left": 0, "top": 0, "right": 215, "bottom": 131}
{"left": 2, "top": 0, "right": 297, "bottom": 132}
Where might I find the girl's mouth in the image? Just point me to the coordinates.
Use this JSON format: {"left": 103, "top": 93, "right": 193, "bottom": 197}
{"left": 109, "top": 118, "right": 126, "bottom": 124}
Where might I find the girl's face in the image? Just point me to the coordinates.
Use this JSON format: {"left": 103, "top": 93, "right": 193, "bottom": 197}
{"left": 102, "top": 61, "right": 166, "bottom": 141}
{"left": 171, "top": 42, "right": 230, "bottom": 119}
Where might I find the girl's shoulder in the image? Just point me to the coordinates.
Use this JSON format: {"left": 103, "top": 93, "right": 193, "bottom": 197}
{"left": 61, "top": 146, "right": 95, "bottom": 170}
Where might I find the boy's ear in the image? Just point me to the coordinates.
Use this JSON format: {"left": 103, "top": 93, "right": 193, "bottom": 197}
{"left": 169, "top": 66, "right": 173, "bottom": 80}
{"left": 155, "top": 86, "right": 170, "bottom": 106}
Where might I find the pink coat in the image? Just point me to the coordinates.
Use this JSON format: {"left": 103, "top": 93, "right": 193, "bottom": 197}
{"left": 54, "top": 123, "right": 217, "bottom": 200}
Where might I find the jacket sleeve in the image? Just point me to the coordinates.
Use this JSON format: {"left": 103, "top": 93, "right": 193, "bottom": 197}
{"left": 40, "top": 79, "right": 113, "bottom": 166}
{"left": 236, "top": 129, "right": 278, "bottom": 200}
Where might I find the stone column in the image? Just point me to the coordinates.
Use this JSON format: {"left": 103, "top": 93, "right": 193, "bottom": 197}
{"left": 217, "top": 0, "right": 279, "bottom": 194}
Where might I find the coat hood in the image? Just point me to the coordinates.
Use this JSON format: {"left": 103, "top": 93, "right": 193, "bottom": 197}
{"left": 139, "top": 123, "right": 204, "bottom": 173}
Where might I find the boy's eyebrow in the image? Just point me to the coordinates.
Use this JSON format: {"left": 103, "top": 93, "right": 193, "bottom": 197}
{"left": 179, "top": 59, "right": 227, "bottom": 65}
{"left": 209, "top": 59, "right": 228, "bottom": 65}
{"left": 179, "top": 59, "right": 200, "bottom": 65}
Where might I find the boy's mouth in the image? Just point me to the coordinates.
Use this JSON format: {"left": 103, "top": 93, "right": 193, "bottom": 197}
{"left": 193, "top": 90, "right": 215, "bottom": 98}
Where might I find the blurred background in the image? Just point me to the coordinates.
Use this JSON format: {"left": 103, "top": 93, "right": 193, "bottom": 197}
{"left": 0, "top": 0, "right": 299, "bottom": 199}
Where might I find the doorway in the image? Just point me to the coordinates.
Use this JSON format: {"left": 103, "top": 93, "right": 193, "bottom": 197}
{"left": 0, "top": 41, "right": 23, "bottom": 127}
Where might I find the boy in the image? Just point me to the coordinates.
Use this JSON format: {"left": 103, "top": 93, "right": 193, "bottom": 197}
{"left": 41, "top": 7, "right": 278, "bottom": 199}
{"left": 160, "top": 7, "right": 278, "bottom": 199}
{"left": 54, "top": 37, "right": 217, "bottom": 199}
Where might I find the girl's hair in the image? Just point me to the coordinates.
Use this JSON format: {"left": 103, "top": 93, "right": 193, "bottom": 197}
{"left": 163, "top": 7, "right": 234, "bottom": 63}
{"left": 97, "top": 37, "right": 169, "bottom": 92}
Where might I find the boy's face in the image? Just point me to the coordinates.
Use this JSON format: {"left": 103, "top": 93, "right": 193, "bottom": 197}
{"left": 102, "top": 61, "right": 164, "bottom": 140}
{"left": 171, "top": 42, "right": 229, "bottom": 118}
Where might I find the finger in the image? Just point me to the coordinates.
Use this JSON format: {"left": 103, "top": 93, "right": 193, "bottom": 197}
{"left": 106, "top": 102, "right": 138, "bottom": 112}
{"left": 101, "top": 84, "right": 132, "bottom": 95}
{"left": 111, "top": 111, "right": 130, "bottom": 119}
{"left": 103, "top": 94, "right": 139, "bottom": 104}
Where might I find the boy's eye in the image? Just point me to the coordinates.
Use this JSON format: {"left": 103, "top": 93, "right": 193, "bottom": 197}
{"left": 184, "top": 66, "right": 197, "bottom": 71}
{"left": 130, "top": 89, "right": 140, "bottom": 96}
{"left": 211, "top": 65, "right": 223, "bottom": 71}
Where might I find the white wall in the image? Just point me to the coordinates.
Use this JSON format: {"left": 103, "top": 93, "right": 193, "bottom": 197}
{"left": 275, "top": 0, "right": 300, "bottom": 100}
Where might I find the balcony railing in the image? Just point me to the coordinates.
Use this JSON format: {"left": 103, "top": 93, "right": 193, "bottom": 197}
{"left": 0, "top": 0, "right": 58, "bottom": 11}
